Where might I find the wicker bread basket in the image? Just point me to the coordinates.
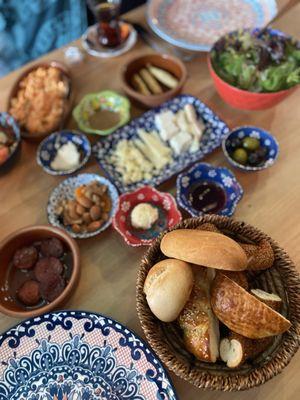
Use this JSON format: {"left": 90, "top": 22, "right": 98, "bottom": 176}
{"left": 136, "top": 215, "right": 300, "bottom": 391}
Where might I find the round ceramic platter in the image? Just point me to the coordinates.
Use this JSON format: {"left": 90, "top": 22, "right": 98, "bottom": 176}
{"left": 0, "top": 310, "right": 178, "bottom": 399}
{"left": 82, "top": 22, "right": 137, "bottom": 58}
{"left": 147, "top": 0, "right": 277, "bottom": 51}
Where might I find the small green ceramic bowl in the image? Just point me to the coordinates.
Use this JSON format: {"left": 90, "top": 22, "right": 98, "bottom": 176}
{"left": 73, "top": 90, "right": 130, "bottom": 136}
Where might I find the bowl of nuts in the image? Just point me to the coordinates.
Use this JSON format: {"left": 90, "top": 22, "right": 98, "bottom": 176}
{"left": 47, "top": 173, "right": 119, "bottom": 239}
{"left": 7, "top": 61, "right": 73, "bottom": 141}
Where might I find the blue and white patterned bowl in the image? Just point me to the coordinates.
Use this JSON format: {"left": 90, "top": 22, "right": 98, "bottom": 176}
{"left": 93, "top": 94, "right": 229, "bottom": 193}
{"left": 176, "top": 162, "right": 243, "bottom": 217}
{"left": 0, "top": 112, "right": 21, "bottom": 173}
{"left": 0, "top": 310, "right": 178, "bottom": 400}
{"left": 37, "top": 130, "right": 91, "bottom": 175}
{"left": 47, "top": 173, "right": 119, "bottom": 239}
{"left": 222, "top": 126, "right": 279, "bottom": 171}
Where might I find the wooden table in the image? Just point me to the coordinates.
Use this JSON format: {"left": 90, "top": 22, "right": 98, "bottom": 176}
{"left": 0, "top": 4, "right": 299, "bottom": 399}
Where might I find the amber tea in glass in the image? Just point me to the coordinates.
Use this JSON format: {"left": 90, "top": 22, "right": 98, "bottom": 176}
{"left": 87, "top": 0, "right": 122, "bottom": 48}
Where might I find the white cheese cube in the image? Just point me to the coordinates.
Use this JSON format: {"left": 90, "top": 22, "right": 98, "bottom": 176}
{"left": 155, "top": 110, "right": 178, "bottom": 141}
{"left": 169, "top": 131, "right": 192, "bottom": 155}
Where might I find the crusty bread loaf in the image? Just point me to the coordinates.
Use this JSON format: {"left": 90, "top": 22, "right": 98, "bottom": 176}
{"left": 211, "top": 273, "right": 291, "bottom": 339}
{"left": 220, "top": 332, "right": 272, "bottom": 368}
{"left": 240, "top": 239, "right": 274, "bottom": 270}
{"left": 160, "top": 229, "right": 247, "bottom": 271}
{"left": 251, "top": 288, "right": 282, "bottom": 311}
{"left": 144, "top": 258, "right": 194, "bottom": 322}
{"left": 178, "top": 266, "right": 220, "bottom": 363}
{"left": 218, "top": 270, "right": 249, "bottom": 290}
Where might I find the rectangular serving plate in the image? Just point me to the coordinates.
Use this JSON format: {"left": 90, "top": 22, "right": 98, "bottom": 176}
{"left": 93, "top": 94, "right": 229, "bottom": 193}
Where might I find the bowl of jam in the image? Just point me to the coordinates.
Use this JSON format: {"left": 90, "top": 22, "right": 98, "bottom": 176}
{"left": 222, "top": 126, "right": 279, "bottom": 171}
{"left": 176, "top": 163, "right": 243, "bottom": 217}
{"left": 0, "top": 225, "right": 80, "bottom": 318}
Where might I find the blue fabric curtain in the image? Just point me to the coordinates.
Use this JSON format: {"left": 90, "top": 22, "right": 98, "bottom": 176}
{"left": 0, "top": 0, "right": 87, "bottom": 76}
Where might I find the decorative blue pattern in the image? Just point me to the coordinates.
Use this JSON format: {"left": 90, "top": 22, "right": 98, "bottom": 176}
{"left": 47, "top": 173, "right": 119, "bottom": 239}
{"left": 0, "top": 311, "right": 178, "bottom": 400}
{"left": 93, "top": 94, "right": 230, "bottom": 193}
{"left": 222, "top": 126, "right": 279, "bottom": 171}
{"left": 37, "top": 130, "right": 91, "bottom": 176}
{"left": 176, "top": 162, "right": 243, "bottom": 217}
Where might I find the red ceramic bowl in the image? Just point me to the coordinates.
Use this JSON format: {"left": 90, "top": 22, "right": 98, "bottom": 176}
{"left": 113, "top": 186, "right": 182, "bottom": 247}
{"left": 207, "top": 28, "right": 299, "bottom": 110}
{"left": 207, "top": 56, "right": 297, "bottom": 110}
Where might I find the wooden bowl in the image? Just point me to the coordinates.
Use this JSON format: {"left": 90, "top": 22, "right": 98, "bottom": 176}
{"left": 136, "top": 215, "right": 300, "bottom": 391}
{"left": 121, "top": 53, "right": 187, "bottom": 108}
{"left": 0, "top": 225, "right": 80, "bottom": 318}
{"left": 7, "top": 61, "right": 74, "bottom": 141}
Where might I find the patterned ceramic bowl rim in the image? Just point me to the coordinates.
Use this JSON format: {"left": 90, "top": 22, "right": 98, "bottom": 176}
{"left": 176, "top": 162, "right": 243, "bottom": 217}
{"left": 222, "top": 125, "right": 279, "bottom": 171}
{"left": 0, "top": 112, "right": 21, "bottom": 169}
{"left": 113, "top": 186, "right": 182, "bottom": 247}
{"left": 36, "top": 130, "right": 91, "bottom": 176}
{"left": 72, "top": 90, "right": 130, "bottom": 136}
{"left": 47, "top": 173, "right": 119, "bottom": 239}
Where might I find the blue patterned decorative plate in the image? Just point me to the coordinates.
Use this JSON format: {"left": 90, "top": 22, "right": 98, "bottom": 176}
{"left": 222, "top": 126, "right": 279, "bottom": 171}
{"left": 93, "top": 94, "right": 229, "bottom": 193}
{"left": 147, "top": 0, "right": 277, "bottom": 51}
{"left": 37, "top": 130, "right": 91, "bottom": 176}
{"left": 176, "top": 162, "right": 243, "bottom": 217}
{"left": 0, "top": 310, "right": 178, "bottom": 400}
{"left": 47, "top": 173, "right": 119, "bottom": 239}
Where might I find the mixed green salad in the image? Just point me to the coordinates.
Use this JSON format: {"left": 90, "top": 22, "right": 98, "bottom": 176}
{"left": 211, "top": 30, "right": 300, "bottom": 92}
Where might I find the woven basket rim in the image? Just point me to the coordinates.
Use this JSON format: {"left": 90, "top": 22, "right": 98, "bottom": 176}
{"left": 136, "top": 215, "right": 300, "bottom": 391}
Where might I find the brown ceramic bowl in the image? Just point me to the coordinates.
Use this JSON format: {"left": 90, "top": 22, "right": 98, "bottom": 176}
{"left": 0, "top": 225, "right": 80, "bottom": 318}
{"left": 121, "top": 53, "right": 187, "bottom": 108}
{"left": 7, "top": 61, "right": 74, "bottom": 141}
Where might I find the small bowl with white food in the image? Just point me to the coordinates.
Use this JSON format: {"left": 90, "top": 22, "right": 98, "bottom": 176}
{"left": 37, "top": 130, "right": 91, "bottom": 175}
{"left": 113, "top": 186, "right": 182, "bottom": 246}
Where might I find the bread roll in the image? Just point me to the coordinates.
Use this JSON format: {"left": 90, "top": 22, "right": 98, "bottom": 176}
{"left": 160, "top": 229, "right": 247, "bottom": 271}
{"left": 211, "top": 273, "right": 291, "bottom": 339}
{"left": 144, "top": 258, "right": 194, "bottom": 322}
{"left": 178, "top": 266, "right": 219, "bottom": 362}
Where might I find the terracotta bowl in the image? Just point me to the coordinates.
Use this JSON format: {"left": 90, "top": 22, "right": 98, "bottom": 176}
{"left": 0, "top": 225, "right": 80, "bottom": 318}
{"left": 7, "top": 61, "right": 74, "bottom": 141}
{"left": 121, "top": 53, "right": 187, "bottom": 108}
{"left": 136, "top": 215, "right": 300, "bottom": 391}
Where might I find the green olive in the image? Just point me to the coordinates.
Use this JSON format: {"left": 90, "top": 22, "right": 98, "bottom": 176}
{"left": 232, "top": 148, "right": 248, "bottom": 164}
{"left": 242, "top": 137, "right": 260, "bottom": 151}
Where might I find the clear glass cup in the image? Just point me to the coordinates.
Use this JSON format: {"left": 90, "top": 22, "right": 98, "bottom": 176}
{"left": 87, "top": 0, "right": 122, "bottom": 48}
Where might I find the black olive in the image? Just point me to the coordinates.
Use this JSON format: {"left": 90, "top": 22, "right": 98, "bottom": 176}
{"left": 228, "top": 137, "right": 243, "bottom": 150}
{"left": 248, "top": 152, "right": 260, "bottom": 166}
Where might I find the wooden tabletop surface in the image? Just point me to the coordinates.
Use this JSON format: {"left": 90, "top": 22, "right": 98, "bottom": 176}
{"left": 0, "top": 3, "right": 299, "bottom": 399}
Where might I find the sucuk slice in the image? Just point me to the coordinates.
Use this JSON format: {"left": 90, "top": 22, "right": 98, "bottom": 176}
{"left": 17, "top": 280, "right": 41, "bottom": 306}
{"left": 13, "top": 246, "right": 38, "bottom": 269}
{"left": 211, "top": 273, "right": 291, "bottom": 339}
{"left": 40, "top": 237, "right": 64, "bottom": 258}
{"left": 34, "top": 257, "right": 63, "bottom": 282}
{"left": 40, "top": 274, "right": 66, "bottom": 303}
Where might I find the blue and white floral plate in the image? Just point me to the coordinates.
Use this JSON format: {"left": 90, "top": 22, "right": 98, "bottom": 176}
{"left": 47, "top": 173, "right": 119, "bottom": 239}
{"left": 222, "top": 126, "right": 279, "bottom": 171}
{"left": 177, "top": 162, "right": 243, "bottom": 217}
{"left": 37, "top": 130, "right": 91, "bottom": 176}
{"left": 0, "top": 310, "right": 178, "bottom": 400}
{"left": 93, "top": 94, "right": 229, "bottom": 193}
